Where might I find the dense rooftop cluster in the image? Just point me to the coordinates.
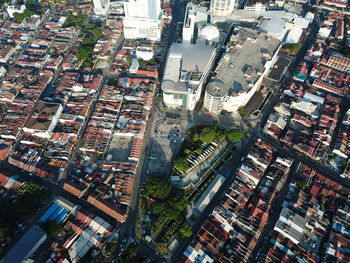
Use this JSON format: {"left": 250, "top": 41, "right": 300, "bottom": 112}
{"left": 182, "top": 140, "right": 294, "bottom": 262}
{"left": 258, "top": 163, "right": 350, "bottom": 262}
{"left": 63, "top": 76, "right": 156, "bottom": 222}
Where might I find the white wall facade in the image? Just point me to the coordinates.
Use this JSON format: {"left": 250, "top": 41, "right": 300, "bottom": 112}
{"left": 210, "top": 0, "right": 236, "bottom": 16}
{"left": 244, "top": 2, "right": 266, "bottom": 11}
{"left": 93, "top": 0, "right": 109, "bottom": 15}
{"left": 123, "top": 18, "right": 162, "bottom": 41}
{"left": 183, "top": 13, "right": 195, "bottom": 44}
{"left": 123, "top": 0, "right": 162, "bottom": 41}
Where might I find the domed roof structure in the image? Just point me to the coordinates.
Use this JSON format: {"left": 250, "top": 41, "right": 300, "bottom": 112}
{"left": 206, "top": 79, "right": 228, "bottom": 98}
{"left": 198, "top": 25, "right": 220, "bottom": 43}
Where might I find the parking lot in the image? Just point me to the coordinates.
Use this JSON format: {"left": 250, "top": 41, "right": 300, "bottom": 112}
{"left": 146, "top": 120, "right": 189, "bottom": 176}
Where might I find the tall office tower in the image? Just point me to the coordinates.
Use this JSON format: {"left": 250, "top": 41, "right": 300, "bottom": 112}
{"left": 93, "top": 0, "right": 109, "bottom": 15}
{"left": 210, "top": 0, "right": 235, "bottom": 16}
{"left": 182, "top": 4, "right": 196, "bottom": 44}
{"left": 123, "top": 0, "right": 163, "bottom": 41}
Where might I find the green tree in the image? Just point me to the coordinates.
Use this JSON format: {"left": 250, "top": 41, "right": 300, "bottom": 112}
{"left": 13, "top": 12, "right": 25, "bottom": 22}
{"left": 26, "top": 0, "right": 35, "bottom": 6}
{"left": 92, "top": 27, "right": 102, "bottom": 40}
{"left": 199, "top": 126, "right": 220, "bottom": 144}
{"left": 194, "top": 148, "right": 202, "bottom": 154}
{"left": 283, "top": 43, "right": 301, "bottom": 54}
{"left": 125, "top": 242, "right": 138, "bottom": 255}
{"left": 144, "top": 177, "right": 172, "bottom": 200}
{"left": 168, "top": 192, "right": 188, "bottom": 212}
{"left": 165, "top": 208, "right": 181, "bottom": 220}
{"left": 63, "top": 14, "right": 88, "bottom": 28}
{"left": 0, "top": 227, "right": 9, "bottom": 242}
{"left": 125, "top": 56, "right": 132, "bottom": 65}
{"left": 340, "top": 159, "right": 347, "bottom": 170}
{"left": 84, "top": 59, "right": 92, "bottom": 68}
{"left": 155, "top": 244, "right": 168, "bottom": 255}
{"left": 107, "top": 78, "right": 118, "bottom": 87}
{"left": 174, "top": 157, "right": 190, "bottom": 173}
{"left": 18, "top": 181, "right": 40, "bottom": 194}
{"left": 338, "top": 45, "right": 350, "bottom": 59}
{"left": 164, "top": 191, "right": 188, "bottom": 220}
{"left": 227, "top": 129, "right": 243, "bottom": 143}
{"left": 310, "top": 7, "right": 319, "bottom": 15}
{"left": 180, "top": 223, "right": 193, "bottom": 237}
{"left": 296, "top": 177, "right": 307, "bottom": 189}
{"left": 86, "top": 23, "right": 96, "bottom": 29}
{"left": 82, "top": 37, "right": 94, "bottom": 46}
{"left": 153, "top": 202, "right": 167, "bottom": 214}
{"left": 138, "top": 59, "right": 145, "bottom": 67}
{"left": 42, "top": 220, "right": 63, "bottom": 237}
{"left": 76, "top": 47, "right": 90, "bottom": 60}
{"left": 238, "top": 106, "right": 248, "bottom": 117}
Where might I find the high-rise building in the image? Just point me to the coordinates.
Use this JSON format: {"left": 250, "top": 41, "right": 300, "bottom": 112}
{"left": 210, "top": 0, "right": 236, "bottom": 16}
{"left": 183, "top": 4, "right": 196, "bottom": 44}
{"left": 123, "top": 0, "right": 163, "bottom": 41}
{"left": 93, "top": 0, "right": 109, "bottom": 15}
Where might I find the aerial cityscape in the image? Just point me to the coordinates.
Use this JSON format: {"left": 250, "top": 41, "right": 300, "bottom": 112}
{"left": 0, "top": 0, "right": 349, "bottom": 261}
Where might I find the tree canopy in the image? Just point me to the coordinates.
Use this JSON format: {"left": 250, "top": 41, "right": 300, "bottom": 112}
{"left": 144, "top": 176, "right": 172, "bottom": 200}
{"left": 238, "top": 106, "right": 248, "bottom": 117}
{"left": 283, "top": 43, "right": 301, "bottom": 54}
{"left": 107, "top": 78, "right": 118, "bottom": 87}
{"left": 63, "top": 14, "right": 88, "bottom": 28}
{"left": 13, "top": 8, "right": 34, "bottom": 22}
{"left": 296, "top": 177, "right": 307, "bottom": 189}
{"left": 174, "top": 156, "right": 190, "bottom": 173}
{"left": 42, "top": 220, "right": 63, "bottom": 237}
{"left": 227, "top": 129, "right": 243, "bottom": 143}
{"left": 338, "top": 45, "right": 350, "bottom": 59}
{"left": 92, "top": 27, "right": 102, "bottom": 40}
{"left": 153, "top": 202, "right": 167, "bottom": 215}
{"left": 199, "top": 126, "right": 221, "bottom": 144}
{"left": 0, "top": 182, "right": 50, "bottom": 244}
{"left": 145, "top": 177, "right": 189, "bottom": 219}
{"left": 180, "top": 223, "right": 193, "bottom": 237}
{"left": 164, "top": 192, "right": 188, "bottom": 220}
{"left": 173, "top": 125, "right": 225, "bottom": 174}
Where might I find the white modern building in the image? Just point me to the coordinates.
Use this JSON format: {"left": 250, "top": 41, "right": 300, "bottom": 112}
{"left": 161, "top": 43, "right": 216, "bottom": 110}
{"left": 204, "top": 80, "right": 228, "bottom": 113}
{"left": 244, "top": 0, "right": 267, "bottom": 11}
{"left": 183, "top": 6, "right": 196, "bottom": 44}
{"left": 206, "top": 27, "right": 280, "bottom": 112}
{"left": 93, "top": 0, "right": 109, "bottom": 16}
{"left": 123, "top": 0, "right": 163, "bottom": 41}
{"left": 183, "top": 3, "right": 211, "bottom": 44}
{"left": 198, "top": 24, "right": 220, "bottom": 44}
{"left": 210, "top": 0, "right": 236, "bottom": 16}
{"left": 136, "top": 46, "right": 154, "bottom": 61}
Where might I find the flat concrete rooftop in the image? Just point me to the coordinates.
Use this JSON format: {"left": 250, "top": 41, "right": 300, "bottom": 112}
{"left": 161, "top": 43, "right": 216, "bottom": 93}
{"left": 215, "top": 28, "right": 280, "bottom": 96}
